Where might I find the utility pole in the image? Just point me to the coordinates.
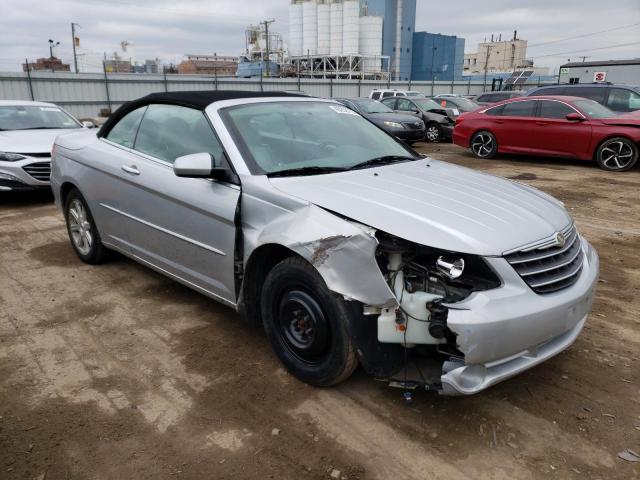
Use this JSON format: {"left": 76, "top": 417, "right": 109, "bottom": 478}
{"left": 482, "top": 44, "right": 493, "bottom": 91}
{"left": 262, "top": 19, "right": 275, "bottom": 77}
{"left": 71, "top": 23, "right": 81, "bottom": 73}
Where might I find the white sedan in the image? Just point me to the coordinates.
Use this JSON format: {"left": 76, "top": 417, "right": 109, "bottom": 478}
{"left": 0, "top": 100, "right": 88, "bottom": 191}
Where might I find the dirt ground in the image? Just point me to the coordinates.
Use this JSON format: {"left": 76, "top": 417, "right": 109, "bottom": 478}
{"left": 1, "top": 144, "right": 639, "bottom": 480}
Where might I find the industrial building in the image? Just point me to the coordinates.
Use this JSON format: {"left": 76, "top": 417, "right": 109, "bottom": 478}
{"left": 178, "top": 54, "right": 238, "bottom": 76}
{"left": 464, "top": 32, "right": 529, "bottom": 75}
{"left": 411, "top": 32, "right": 464, "bottom": 81}
{"left": 558, "top": 59, "right": 640, "bottom": 85}
{"left": 288, "top": 0, "right": 415, "bottom": 80}
{"left": 363, "top": 0, "right": 416, "bottom": 81}
{"left": 22, "top": 57, "right": 70, "bottom": 72}
{"left": 237, "top": 24, "right": 286, "bottom": 77}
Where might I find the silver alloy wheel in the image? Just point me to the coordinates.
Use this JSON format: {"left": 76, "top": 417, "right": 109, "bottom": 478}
{"left": 472, "top": 133, "right": 494, "bottom": 158}
{"left": 599, "top": 139, "right": 635, "bottom": 170}
{"left": 68, "top": 198, "right": 93, "bottom": 256}
{"left": 425, "top": 125, "right": 440, "bottom": 142}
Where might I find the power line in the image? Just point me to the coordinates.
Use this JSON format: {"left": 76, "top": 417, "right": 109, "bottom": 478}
{"left": 527, "top": 41, "right": 640, "bottom": 59}
{"left": 528, "top": 22, "right": 640, "bottom": 48}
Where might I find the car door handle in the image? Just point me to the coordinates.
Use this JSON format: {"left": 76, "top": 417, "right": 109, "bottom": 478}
{"left": 121, "top": 165, "right": 140, "bottom": 175}
{"left": 493, "top": 119, "right": 505, "bottom": 124}
{"left": 535, "top": 121, "right": 549, "bottom": 126}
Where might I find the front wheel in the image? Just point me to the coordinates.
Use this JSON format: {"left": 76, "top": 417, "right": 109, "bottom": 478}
{"left": 596, "top": 137, "right": 638, "bottom": 172}
{"left": 261, "top": 257, "right": 358, "bottom": 387}
{"left": 425, "top": 123, "right": 442, "bottom": 143}
{"left": 470, "top": 131, "right": 497, "bottom": 159}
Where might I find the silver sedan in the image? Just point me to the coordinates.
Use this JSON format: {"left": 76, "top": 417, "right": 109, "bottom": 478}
{"left": 51, "top": 91, "right": 599, "bottom": 395}
{"left": 0, "top": 100, "right": 88, "bottom": 191}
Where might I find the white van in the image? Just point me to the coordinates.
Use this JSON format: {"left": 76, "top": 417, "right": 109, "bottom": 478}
{"left": 369, "top": 89, "right": 424, "bottom": 100}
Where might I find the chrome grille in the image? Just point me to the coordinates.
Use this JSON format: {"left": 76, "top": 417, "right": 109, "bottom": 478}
{"left": 22, "top": 161, "right": 51, "bottom": 182}
{"left": 505, "top": 224, "right": 584, "bottom": 294}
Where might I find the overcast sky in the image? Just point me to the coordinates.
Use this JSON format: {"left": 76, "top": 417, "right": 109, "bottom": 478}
{"left": 1, "top": 0, "right": 638, "bottom": 73}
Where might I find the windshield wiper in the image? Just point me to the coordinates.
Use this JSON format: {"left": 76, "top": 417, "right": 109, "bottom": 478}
{"left": 348, "top": 155, "right": 416, "bottom": 171}
{"left": 267, "top": 166, "right": 348, "bottom": 177}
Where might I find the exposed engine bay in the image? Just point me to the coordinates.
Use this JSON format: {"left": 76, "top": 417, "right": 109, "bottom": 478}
{"left": 371, "top": 232, "right": 502, "bottom": 390}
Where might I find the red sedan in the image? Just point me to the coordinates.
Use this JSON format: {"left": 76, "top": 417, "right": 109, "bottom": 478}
{"left": 453, "top": 95, "right": 640, "bottom": 171}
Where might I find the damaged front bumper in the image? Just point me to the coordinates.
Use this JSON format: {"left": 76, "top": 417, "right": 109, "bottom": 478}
{"left": 440, "top": 239, "right": 598, "bottom": 395}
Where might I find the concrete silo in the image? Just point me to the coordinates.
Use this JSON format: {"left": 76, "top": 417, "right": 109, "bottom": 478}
{"left": 288, "top": 1, "right": 303, "bottom": 57}
{"left": 317, "top": 1, "right": 331, "bottom": 55}
{"left": 302, "top": 0, "right": 318, "bottom": 56}
{"left": 329, "top": 1, "right": 343, "bottom": 55}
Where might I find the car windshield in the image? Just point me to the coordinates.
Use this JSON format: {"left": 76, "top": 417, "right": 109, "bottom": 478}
{"left": 412, "top": 98, "right": 441, "bottom": 110}
{"left": 574, "top": 99, "right": 616, "bottom": 119}
{"left": 0, "top": 105, "right": 81, "bottom": 131}
{"left": 353, "top": 99, "right": 394, "bottom": 114}
{"left": 223, "top": 101, "right": 416, "bottom": 175}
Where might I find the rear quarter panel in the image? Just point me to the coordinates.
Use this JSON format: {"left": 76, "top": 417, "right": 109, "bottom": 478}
{"left": 589, "top": 122, "right": 640, "bottom": 158}
{"left": 52, "top": 134, "right": 135, "bottom": 252}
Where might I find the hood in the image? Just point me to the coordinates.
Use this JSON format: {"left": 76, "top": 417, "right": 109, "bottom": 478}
{"left": 269, "top": 159, "right": 571, "bottom": 256}
{"left": 367, "top": 112, "right": 423, "bottom": 124}
{"left": 0, "top": 128, "right": 81, "bottom": 154}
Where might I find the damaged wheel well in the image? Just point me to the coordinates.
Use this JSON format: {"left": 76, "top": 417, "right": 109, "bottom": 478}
{"left": 237, "top": 243, "right": 301, "bottom": 327}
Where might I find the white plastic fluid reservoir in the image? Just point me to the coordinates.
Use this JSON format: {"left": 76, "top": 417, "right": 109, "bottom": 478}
{"left": 377, "top": 253, "right": 445, "bottom": 346}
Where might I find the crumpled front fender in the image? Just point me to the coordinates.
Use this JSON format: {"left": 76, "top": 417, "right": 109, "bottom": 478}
{"left": 241, "top": 176, "right": 395, "bottom": 307}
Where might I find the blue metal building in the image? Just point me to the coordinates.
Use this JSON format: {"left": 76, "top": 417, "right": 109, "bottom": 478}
{"left": 361, "top": 0, "right": 416, "bottom": 81}
{"left": 411, "top": 32, "right": 465, "bottom": 81}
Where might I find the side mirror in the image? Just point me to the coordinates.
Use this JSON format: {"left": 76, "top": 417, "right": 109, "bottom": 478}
{"left": 566, "top": 112, "right": 585, "bottom": 122}
{"left": 173, "top": 152, "right": 227, "bottom": 180}
{"left": 82, "top": 120, "right": 95, "bottom": 128}
{"left": 411, "top": 109, "right": 420, "bottom": 114}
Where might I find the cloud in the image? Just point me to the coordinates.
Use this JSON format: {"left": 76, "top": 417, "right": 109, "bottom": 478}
{"left": 0, "top": 0, "right": 638, "bottom": 72}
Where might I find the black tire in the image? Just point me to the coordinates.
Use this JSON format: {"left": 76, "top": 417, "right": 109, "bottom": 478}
{"left": 470, "top": 130, "right": 497, "bottom": 159}
{"left": 261, "top": 256, "right": 358, "bottom": 387}
{"left": 64, "top": 188, "right": 110, "bottom": 264}
{"left": 425, "top": 122, "right": 442, "bottom": 143}
{"left": 595, "top": 137, "right": 638, "bottom": 172}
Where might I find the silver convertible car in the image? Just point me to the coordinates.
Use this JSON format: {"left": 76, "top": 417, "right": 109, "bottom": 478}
{"left": 51, "top": 91, "right": 599, "bottom": 395}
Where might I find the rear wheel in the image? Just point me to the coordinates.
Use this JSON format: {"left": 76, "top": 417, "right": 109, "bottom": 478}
{"left": 471, "top": 131, "right": 497, "bottom": 159}
{"left": 425, "top": 123, "right": 442, "bottom": 143}
{"left": 261, "top": 257, "right": 358, "bottom": 387}
{"left": 64, "top": 188, "right": 109, "bottom": 264}
{"left": 596, "top": 137, "right": 638, "bottom": 172}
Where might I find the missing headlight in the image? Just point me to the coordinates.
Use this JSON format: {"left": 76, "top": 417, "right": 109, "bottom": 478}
{"left": 376, "top": 231, "right": 501, "bottom": 304}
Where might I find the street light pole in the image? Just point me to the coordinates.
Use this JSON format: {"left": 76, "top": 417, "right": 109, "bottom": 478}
{"left": 430, "top": 44, "right": 437, "bottom": 80}
{"left": 48, "top": 39, "right": 60, "bottom": 59}
{"left": 430, "top": 44, "right": 437, "bottom": 95}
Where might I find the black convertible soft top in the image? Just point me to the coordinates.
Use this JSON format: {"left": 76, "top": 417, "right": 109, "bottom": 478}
{"left": 97, "top": 90, "right": 309, "bottom": 138}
